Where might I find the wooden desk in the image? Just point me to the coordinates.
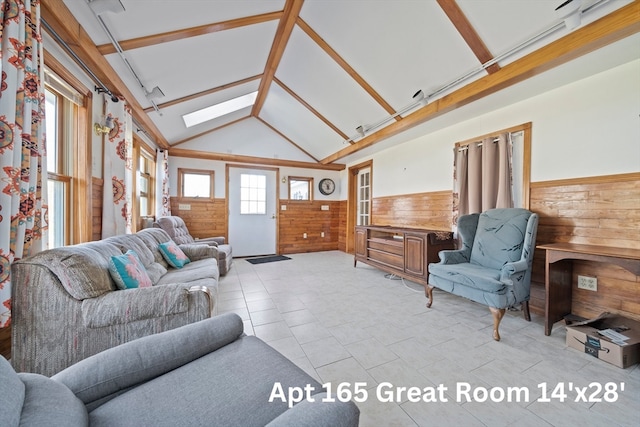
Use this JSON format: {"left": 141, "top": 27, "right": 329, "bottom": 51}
{"left": 537, "top": 243, "right": 640, "bottom": 336}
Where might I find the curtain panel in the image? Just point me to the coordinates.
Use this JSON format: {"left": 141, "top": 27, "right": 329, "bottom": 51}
{"left": 0, "top": 0, "right": 48, "bottom": 328}
{"left": 101, "top": 96, "right": 133, "bottom": 238}
{"left": 155, "top": 149, "right": 171, "bottom": 217}
{"left": 452, "top": 133, "right": 514, "bottom": 228}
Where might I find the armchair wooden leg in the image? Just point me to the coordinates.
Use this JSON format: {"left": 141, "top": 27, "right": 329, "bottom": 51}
{"left": 425, "top": 285, "right": 434, "bottom": 308}
{"left": 489, "top": 307, "right": 506, "bottom": 341}
{"left": 522, "top": 301, "right": 531, "bottom": 322}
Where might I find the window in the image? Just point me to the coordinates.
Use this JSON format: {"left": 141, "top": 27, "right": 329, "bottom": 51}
{"left": 357, "top": 167, "right": 371, "bottom": 226}
{"left": 240, "top": 173, "right": 266, "bottom": 214}
{"left": 135, "top": 141, "right": 155, "bottom": 224}
{"left": 178, "top": 168, "right": 214, "bottom": 200}
{"left": 44, "top": 85, "right": 73, "bottom": 248}
{"left": 288, "top": 177, "right": 313, "bottom": 201}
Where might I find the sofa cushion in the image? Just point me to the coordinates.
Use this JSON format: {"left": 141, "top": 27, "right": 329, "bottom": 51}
{"left": 104, "top": 234, "right": 155, "bottom": 269}
{"left": 108, "top": 250, "right": 152, "bottom": 290}
{"left": 136, "top": 228, "right": 174, "bottom": 268}
{"left": 0, "top": 357, "right": 24, "bottom": 427}
{"left": 158, "top": 241, "right": 191, "bottom": 268}
{"left": 86, "top": 336, "right": 323, "bottom": 427}
{"left": 156, "top": 257, "right": 219, "bottom": 286}
{"left": 429, "top": 262, "right": 506, "bottom": 293}
{"left": 470, "top": 208, "right": 530, "bottom": 270}
{"left": 18, "top": 372, "right": 88, "bottom": 426}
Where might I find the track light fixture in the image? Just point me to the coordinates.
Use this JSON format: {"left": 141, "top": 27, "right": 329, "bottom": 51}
{"left": 555, "top": 0, "right": 582, "bottom": 30}
{"left": 94, "top": 115, "right": 114, "bottom": 136}
{"left": 88, "top": 0, "right": 125, "bottom": 15}
{"left": 145, "top": 86, "right": 164, "bottom": 100}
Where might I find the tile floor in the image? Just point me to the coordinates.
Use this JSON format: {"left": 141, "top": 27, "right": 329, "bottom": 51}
{"left": 218, "top": 251, "right": 639, "bottom": 427}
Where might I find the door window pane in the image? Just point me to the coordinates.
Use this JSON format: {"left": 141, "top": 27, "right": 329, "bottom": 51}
{"left": 240, "top": 173, "right": 266, "bottom": 214}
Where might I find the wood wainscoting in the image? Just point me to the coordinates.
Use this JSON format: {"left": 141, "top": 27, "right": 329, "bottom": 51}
{"left": 372, "top": 190, "right": 453, "bottom": 230}
{"left": 92, "top": 177, "right": 103, "bottom": 241}
{"left": 0, "top": 326, "right": 10, "bottom": 359}
{"left": 279, "top": 200, "right": 342, "bottom": 254}
{"left": 530, "top": 172, "right": 640, "bottom": 321}
{"left": 170, "top": 198, "right": 228, "bottom": 241}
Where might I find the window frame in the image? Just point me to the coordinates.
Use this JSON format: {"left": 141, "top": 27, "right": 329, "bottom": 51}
{"left": 288, "top": 176, "right": 313, "bottom": 202}
{"left": 178, "top": 168, "right": 215, "bottom": 201}
{"left": 133, "top": 137, "right": 156, "bottom": 229}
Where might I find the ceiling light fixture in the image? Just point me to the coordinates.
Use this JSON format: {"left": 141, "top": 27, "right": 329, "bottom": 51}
{"left": 182, "top": 91, "right": 259, "bottom": 128}
{"left": 88, "top": 0, "right": 125, "bottom": 16}
{"left": 145, "top": 86, "right": 164, "bottom": 100}
{"left": 555, "top": 0, "right": 582, "bottom": 30}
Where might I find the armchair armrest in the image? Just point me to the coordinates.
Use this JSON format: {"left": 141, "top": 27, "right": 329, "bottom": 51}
{"left": 438, "top": 249, "right": 470, "bottom": 265}
{"left": 179, "top": 243, "right": 218, "bottom": 261}
{"left": 52, "top": 313, "right": 244, "bottom": 407}
{"left": 500, "top": 259, "right": 529, "bottom": 283}
{"left": 194, "top": 236, "right": 225, "bottom": 246}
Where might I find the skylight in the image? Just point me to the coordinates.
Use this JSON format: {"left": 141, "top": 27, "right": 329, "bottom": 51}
{"left": 182, "top": 91, "right": 258, "bottom": 128}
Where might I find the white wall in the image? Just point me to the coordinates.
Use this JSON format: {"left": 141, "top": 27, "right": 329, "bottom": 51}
{"left": 168, "top": 157, "right": 342, "bottom": 201}
{"left": 357, "top": 59, "right": 640, "bottom": 198}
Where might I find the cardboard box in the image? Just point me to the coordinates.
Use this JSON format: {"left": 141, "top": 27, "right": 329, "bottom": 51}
{"left": 565, "top": 312, "right": 640, "bottom": 369}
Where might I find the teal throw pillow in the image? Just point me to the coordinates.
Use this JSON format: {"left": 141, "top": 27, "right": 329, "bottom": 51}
{"left": 159, "top": 241, "right": 191, "bottom": 268}
{"left": 109, "top": 250, "right": 153, "bottom": 290}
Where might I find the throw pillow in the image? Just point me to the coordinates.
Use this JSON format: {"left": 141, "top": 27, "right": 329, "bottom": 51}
{"left": 158, "top": 241, "right": 191, "bottom": 268}
{"left": 109, "top": 250, "right": 153, "bottom": 290}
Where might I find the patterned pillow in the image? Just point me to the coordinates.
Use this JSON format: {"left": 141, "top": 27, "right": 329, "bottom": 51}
{"left": 158, "top": 241, "right": 191, "bottom": 268}
{"left": 108, "top": 250, "right": 152, "bottom": 290}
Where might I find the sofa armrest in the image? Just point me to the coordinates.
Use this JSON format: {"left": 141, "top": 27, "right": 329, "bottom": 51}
{"left": 179, "top": 243, "right": 218, "bottom": 261}
{"left": 194, "top": 236, "right": 225, "bottom": 246}
{"left": 52, "top": 313, "right": 244, "bottom": 406}
{"left": 266, "top": 393, "right": 360, "bottom": 427}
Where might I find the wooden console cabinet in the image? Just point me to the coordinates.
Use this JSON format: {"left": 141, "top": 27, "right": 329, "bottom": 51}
{"left": 354, "top": 225, "right": 455, "bottom": 285}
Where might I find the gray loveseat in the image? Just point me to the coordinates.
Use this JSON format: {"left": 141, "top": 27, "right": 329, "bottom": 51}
{"left": 11, "top": 228, "right": 220, "bottom": 376}
{"left": 1, "top": 313, "right": 360, "bottom": 426}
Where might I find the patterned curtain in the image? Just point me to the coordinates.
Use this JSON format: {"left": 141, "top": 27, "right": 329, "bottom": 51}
{"left": 0, "top": 0, "right": 48, "bottom": 328}
{"left": 452, "top": 132, "right": 513, "bottom": 229}
{"left": 101, "top": 96, "right": 133, "bottom": 237}
{"left": 155, "top": 149, "right": 171, "bottom": 217}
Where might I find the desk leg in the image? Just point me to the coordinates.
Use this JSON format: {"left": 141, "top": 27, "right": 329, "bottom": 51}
{"left": 545, "top": 258, "right": 573, "bottom": 335}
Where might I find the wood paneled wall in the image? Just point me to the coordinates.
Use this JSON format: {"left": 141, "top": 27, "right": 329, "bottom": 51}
{"left": 92, "top": 177, "right": 103, "bottom": 241}
{"left": 170, "top": 198, "right": 228, "bottom": 241}
{"left": 0, "top": 326, "right": 10, "bottom": 359}
{"left": 372, "top": 190, "right": 453, "bottom": 230}
{"left": 279, "top": 200, "right": 341, "bottom": 254}
{"left": 338, "top": 200, "right": 347, "bottom": 252}
{"left": 530, "top": 172, "right": 640, "bottom": 321}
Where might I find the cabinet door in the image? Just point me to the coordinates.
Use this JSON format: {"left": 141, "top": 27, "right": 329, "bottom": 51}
{"left": 355, "top": 227, "right": 367, "bottom": 258}
{"left": 404, "top": 234, "right": 426, "bottom": 277}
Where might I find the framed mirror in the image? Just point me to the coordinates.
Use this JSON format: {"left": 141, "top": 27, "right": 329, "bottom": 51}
{"left": 288, "top": 177, "right": 313, "bottom": 201}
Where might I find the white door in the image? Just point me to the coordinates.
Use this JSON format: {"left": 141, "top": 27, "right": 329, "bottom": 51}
{"left": 228, "top": 166, "right": 277, "bottom": 257}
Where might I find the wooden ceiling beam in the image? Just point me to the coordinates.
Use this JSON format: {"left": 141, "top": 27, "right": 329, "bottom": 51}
{"left": 96, "top": 11, "right": 283, "bottom": 54}
{"left": 296, "top": 17, "right": 399, "bottom": 119}
{"left": 321, "top": 1, "right": 640, "bottom": 164}
{"left": 143, "top": 74, "right": 262, "bottom": 113}
{"left": 437, "top": 0, "right": 500, "bottom": 74}
{"left": 170, "top": 147, "right": 345, "bottom": 171}
{"left": 274, "top": 77, "right": 349, "bottom": 140}
{"left": 252, "top": 0, "right": 304, "bottom": 117}
{"left": 41, "top": 0, "right": 170, "bottom": 149}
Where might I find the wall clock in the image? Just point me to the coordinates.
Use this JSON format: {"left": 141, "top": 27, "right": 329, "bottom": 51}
{"left": 319, "top": 178, "right": 335, "bottom": 195}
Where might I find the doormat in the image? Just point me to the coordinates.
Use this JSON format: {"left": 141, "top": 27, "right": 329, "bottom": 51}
{"left": 246, "top": 255, "right": 291, "bottom": 265}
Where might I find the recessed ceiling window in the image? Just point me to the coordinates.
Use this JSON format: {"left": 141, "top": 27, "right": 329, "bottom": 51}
{"left": 182, "top": 91, "right": 258, "bottom": 128}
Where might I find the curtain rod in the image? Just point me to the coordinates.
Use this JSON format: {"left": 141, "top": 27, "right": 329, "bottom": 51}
{"left": 41, "top": 18, "right": 118, "bottom": 102}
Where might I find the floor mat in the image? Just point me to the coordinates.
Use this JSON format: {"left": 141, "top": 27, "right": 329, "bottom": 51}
{"left": 246, "top": 255, "right": 291, "bottom": 265}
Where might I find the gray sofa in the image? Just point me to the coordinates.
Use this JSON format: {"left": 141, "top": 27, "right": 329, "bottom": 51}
{"left": 154, "top": 216, "right": 233, "bottom": 275}
{"left": 1, "top": 313, "right": 360, "bottom": 426}
{"left": 11, "top": 228, "right": 220, "bottom": 376}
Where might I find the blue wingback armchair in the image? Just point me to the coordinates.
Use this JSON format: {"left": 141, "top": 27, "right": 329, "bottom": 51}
{"left": 427, "top": 208, "right": 539, "bottom": 341}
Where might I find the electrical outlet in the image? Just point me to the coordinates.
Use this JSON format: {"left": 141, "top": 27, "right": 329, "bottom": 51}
{"left": 321, "top": 232, "right": 325, "bottom": 238}
{"left": 303, "top": 233, "right": 307, "bottom": 239}
{"left": 577, "top": 275, "right": 597, "bottom": 291}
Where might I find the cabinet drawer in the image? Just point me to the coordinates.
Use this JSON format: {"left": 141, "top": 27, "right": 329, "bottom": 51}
{"left": 368, "top": 249, "right": 404, "bottom": 269}
{"left": 368, "top": 239, "right": 404, "bottom": 256}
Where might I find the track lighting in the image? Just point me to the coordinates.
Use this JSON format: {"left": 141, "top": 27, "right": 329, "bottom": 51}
{"left": 145, "top": 86, "right": 164, "bottom": 100}
{"left": 94, "top": 115, "right": 114, "bottom": 136}
{"left": 555, "top": 0, "right": 582, "bottom": 30}
{"left": 88, "top": 0, "right": 125, "bottom": 15}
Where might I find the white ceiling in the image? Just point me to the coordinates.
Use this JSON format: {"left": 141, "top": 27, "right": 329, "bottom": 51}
{"left": 57, "top": 0, "right": 638, "bottom": 165}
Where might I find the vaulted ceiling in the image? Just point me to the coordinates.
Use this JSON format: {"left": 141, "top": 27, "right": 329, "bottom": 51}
{"left": 43, "top": 0, "right": 639, "bottom": 168}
